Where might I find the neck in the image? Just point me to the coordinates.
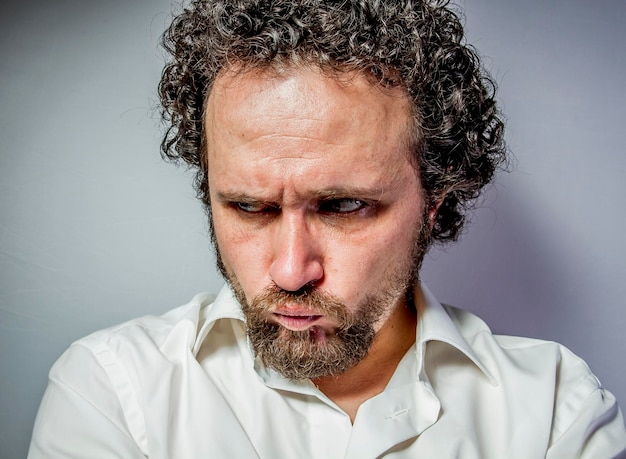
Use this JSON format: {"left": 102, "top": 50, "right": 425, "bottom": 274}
{"left": 312, "top": 286, "right": 423, "bottom": 423}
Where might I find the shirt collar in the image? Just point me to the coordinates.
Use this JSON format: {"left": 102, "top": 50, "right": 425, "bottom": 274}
{"left": 417, "top": 283, "right": 498, "bottom": 386}
{"left": 191, "top": 285, "right": 244, "bottom": 356}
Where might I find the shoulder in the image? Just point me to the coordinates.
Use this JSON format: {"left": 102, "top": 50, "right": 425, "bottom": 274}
{"left": 80, "top": 292, "right": 215, "bottom": 350}
{"left": 442, "top": 303, "right": 591, "bottom": 379}
{"left": 50, "top": 292, "right": 218, "bottom": 383}
{"left": 444, "top": 304, "right": 601, "bottom": 396}
{"left": 441, "top": 305, "right": 626, "bottom": 455}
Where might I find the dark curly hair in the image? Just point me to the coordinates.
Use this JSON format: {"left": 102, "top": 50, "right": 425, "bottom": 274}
{"left": 159, "top": 0, "right": 506, "bottom": 242}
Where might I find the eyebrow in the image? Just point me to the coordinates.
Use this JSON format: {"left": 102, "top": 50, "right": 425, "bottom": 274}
{"left": 309, "top": 186, "right": 384, "bottom": 200}
{"left": 214, "top": 191, "right": 264, "bottom": 203}
{"left": 214, "top": 186, "right": 385, "bottom": 203}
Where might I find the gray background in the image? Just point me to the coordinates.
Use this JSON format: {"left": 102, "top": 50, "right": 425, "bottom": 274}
{"left": 1, "top": 0, "right": 625, "bottom": 457}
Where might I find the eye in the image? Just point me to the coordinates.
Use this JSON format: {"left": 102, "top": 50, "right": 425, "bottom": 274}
{"left": 234, "top": 201, "right": 275, "bottom": 214}
{"left": 319, "top": 198, "right": 369, "bottom": 214}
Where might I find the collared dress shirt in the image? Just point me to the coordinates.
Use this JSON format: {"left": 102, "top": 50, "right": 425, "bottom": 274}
{"left": 29, "top": 285, "right": 626, "bottom": 458}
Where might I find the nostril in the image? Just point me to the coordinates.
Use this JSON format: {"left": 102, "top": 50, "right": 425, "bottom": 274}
{"left": 268, "top": 257, "right": 324, "bottom": 293}
{"left": 269, "top": 267, "right": 322, "bottom": 293}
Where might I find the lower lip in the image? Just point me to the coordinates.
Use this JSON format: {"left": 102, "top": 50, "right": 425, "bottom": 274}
{"left": 273, "top": 314, "right": 322, "bottom": 331}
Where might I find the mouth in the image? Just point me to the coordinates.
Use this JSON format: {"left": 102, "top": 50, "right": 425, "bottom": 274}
{"left": 271, "top": 309, "right": 323, "bottom": 331}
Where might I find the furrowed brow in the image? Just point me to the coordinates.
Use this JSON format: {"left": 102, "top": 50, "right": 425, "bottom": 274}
{"left": 311, "top": 186, "right": 384, "bottom": 200}
{"left": 214, "top": 186, "right": 386, "bottom": 204}
{"left": 214, "top": 190, "right": 258, "bottom": 202}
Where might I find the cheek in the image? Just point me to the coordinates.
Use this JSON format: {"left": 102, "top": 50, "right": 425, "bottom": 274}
{"left": 324, "top": 224, "right": 414, "bottom": 297}
{"left": 369, "top": 210, "right": 423, "bottom": 272}
{"left": 212, "top": 211, "right": 271, "bottom": 288}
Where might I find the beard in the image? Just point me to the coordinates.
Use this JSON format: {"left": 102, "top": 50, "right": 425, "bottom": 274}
{"left": 230, "top": 279, "right": 393, "bottom": 380}
{"left": 213, "top": 211, "right": 432, "bottom": 381}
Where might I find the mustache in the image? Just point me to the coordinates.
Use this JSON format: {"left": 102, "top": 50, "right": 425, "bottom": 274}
{"left": 246, "top": 285, "right": 354, "bottom": 329}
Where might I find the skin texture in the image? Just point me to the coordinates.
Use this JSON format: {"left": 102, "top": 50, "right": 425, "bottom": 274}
{"left": 206, "top": 66, "right": 430, "bottom": 421}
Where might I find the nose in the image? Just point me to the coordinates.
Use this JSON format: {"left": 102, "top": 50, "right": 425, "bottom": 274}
{"left": 268, "top": 212, "right": 324, "bottom": 292}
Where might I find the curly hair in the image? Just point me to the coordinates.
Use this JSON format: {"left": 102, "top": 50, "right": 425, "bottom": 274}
{"left": 159, "top": 0, "right": 506, "bottom": 242}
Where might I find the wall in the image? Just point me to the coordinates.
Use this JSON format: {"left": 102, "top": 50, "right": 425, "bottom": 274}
{"left": 1, "top": 1, "right": 624, "bottom": 457}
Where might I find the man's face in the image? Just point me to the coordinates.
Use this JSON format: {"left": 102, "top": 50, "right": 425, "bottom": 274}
{"left": 206, "top": 66, "right": 430, "bottom": 380}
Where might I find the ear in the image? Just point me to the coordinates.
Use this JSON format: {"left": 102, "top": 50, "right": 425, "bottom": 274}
{"left": 427, "top": 194, "right": 446, "bottom": 229}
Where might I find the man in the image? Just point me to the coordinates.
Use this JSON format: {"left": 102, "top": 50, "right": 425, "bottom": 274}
{"left": 29, "top": 0, "right": 626, "bottom": 457}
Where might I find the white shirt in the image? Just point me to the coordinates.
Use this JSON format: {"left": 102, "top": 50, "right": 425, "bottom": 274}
{"left": 29, "top": 284, "right": 626, "bottom": 458}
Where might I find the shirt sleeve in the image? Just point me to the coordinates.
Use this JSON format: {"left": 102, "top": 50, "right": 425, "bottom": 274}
{"left": 547, "top": 368, "right": 626, "bottom": 458}
{"left": 28, "top": 343, "right": 146, "bottom": 459}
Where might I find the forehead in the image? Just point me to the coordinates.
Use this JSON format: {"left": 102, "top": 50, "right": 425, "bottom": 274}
{"left": 204, "top": 65, "right": 417, "bottom": 193}
{"left": 206, "top": 64, "right": 414, "bottom": 146}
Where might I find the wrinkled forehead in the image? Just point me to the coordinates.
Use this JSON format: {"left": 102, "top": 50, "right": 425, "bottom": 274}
{"left": 202, "top": 63, "right": 422, "bottom": 202}
{"left": 204, "top": 62, "right": 419, "bottom": 157}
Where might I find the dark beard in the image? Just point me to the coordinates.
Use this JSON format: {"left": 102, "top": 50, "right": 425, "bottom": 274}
{"left": 215, "top": 210, "right": 432, "bottom": 380}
